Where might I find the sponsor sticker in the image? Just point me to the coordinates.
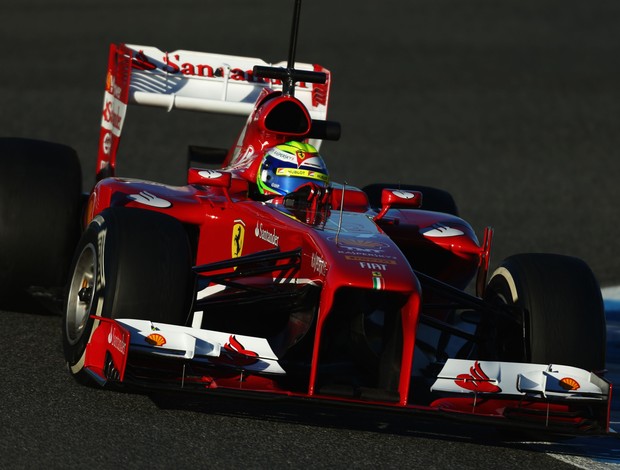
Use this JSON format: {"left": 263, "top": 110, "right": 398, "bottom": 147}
{"left": 198, "top": 169, "right": 223, "bottom": 179}
{"left": 360, "top": 262, "right": 388, "bottom": 271}
{"left": 102, "top": 132, "right": 112, "bottom": 155}
{"left": 268, "top": 147, "right": 297, "bottom": 163}
{"left": 421, "top": 224, "right": 465, "bottom": 238}
{"left": 255, "top": 222, "right": 279, "bottom": 247}
{"left": 330, "top": 237, "right": 389, "bottom": 249}
{"left": 338, "top": 247, "right": 390, "bottom": 257}
{"left": 101, "top": 91, "right": 127, "bottom": 137}
{"left": 275, "top": 168, "right": 329, "bottom": 182}
{"left": 224, "top": 335, "right": 258, "bottom": 357}
{"left": 145, "top": 333, "right": 166, "bottom": 347}
{"left": 344, "top": 255, "right": 397, "bottom": 265}
{"left": 454, "top": 361, "right": 501, "bottom": 393}
{"left": 392, "top": 190, "right": 417, "bottom": 199}
{"left": 372, "top": 271, "right": 385, "bottom": 290}
{"left": 107, "top": 324, "right": 127, "bottom": 355}
{"left": 105, "top": 71, "right": 123, "bottom": 99}
{"left": 129, "top": 48, "right": 316, "bottom": 91}
{"left": 128, "top": 191, "right": 172, "bottom": 208}
{"left": 232, "top": 220, "right": 245, "bottom": 258}
{"left": 311, "top": 252, "right": 328, "bottom": 276}
{"left": 558, "top": 377, "right": 580, "bottom": 391}
{"left": 220, "top": 335, "right": 259, "bottom": 367}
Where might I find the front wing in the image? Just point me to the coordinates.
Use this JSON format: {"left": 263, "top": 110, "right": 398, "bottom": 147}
{"left": 83, "top": 317, "right": 612, "bottom": 435}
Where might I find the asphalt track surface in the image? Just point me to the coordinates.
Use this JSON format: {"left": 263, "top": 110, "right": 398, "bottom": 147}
{"left": 1, "top": 0, "right": 620, "bottom": 468}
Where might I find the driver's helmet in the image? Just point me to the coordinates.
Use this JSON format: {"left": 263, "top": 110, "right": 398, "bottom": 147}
{"left": 256, "top": 141, "right": 329, "bottom": 196}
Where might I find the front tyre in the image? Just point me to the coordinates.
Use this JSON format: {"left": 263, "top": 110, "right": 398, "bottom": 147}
{"left": 63, "top": 207, "right": 194, "bottom": 382}
{"left": 485, "top": 253, "right": 605, "bottom": 372}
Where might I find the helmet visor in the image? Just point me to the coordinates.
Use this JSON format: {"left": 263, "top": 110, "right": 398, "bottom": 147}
{"left": 270, "top": 168, "right": 328, "bottom": 195}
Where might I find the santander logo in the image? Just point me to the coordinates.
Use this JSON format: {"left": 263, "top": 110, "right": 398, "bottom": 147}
{"left": 107, "top": 326, "right": 127, "bottom": 355}
{"left": 255, "top": 222, "right": 279, "bottom": 247}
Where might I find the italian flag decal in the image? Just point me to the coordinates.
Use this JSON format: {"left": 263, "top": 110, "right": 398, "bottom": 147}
{"left": 372, "top": 271, "right": 385, "bottom": 290}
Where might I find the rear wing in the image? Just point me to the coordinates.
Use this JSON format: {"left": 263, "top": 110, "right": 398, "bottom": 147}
{"left": 97, "top": 43, "right": 331, "bottom": 179}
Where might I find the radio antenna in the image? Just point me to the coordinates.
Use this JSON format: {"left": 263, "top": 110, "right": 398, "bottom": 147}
{"left": 287, "top": 0, "right": 302, "bottom": 70}
{"left": 335, "top": 181, "right": 346, "bottom": 244}
{"left": 282, "top": 0, "right": 303, "bottom": 95}
{"left": 252, "top": 0, "right": 326, "bottom": 96}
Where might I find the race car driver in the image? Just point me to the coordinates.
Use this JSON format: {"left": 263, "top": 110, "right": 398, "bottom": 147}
{"left": 256, "top": 141, "right": 331, "bottom": 224}
{"left": 256, "top": 141, "right": 330, "bottom": 197}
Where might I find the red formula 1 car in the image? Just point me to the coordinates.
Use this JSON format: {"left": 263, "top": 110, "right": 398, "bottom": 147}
{"left": 0, "top": 1, "right": 610, "bottom": 436}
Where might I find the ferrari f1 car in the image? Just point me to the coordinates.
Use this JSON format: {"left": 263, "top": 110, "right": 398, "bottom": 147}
{"left": 0, "top": 0, "right": 611, "bottom": 436}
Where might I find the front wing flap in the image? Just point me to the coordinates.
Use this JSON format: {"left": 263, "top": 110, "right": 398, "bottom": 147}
{"left": 431, "top": 359, "right": 609, "bottom": 400}
{"left": 429, "top": 359, "right": 611, "bottom": 433}
{"left": 84, "top": 317, "right": 285, "bottom": 384}
{"left": 118, "top": 319, "right": 285, "bottom": 375}
{"left": 83, "top": 321, "right": 611, "bottom": 434}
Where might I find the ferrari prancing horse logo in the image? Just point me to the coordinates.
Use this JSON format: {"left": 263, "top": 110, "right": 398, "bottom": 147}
{"left": 232, "top": 220, "right": 245, "bottom": 258}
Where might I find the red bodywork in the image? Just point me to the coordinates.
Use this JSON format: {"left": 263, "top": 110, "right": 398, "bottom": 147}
{"left": 82, "top": 43, "right": 611, "bottom": 435}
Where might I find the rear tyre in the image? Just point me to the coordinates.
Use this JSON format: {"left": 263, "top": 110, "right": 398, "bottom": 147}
{"left": 485, "top": 253, "right": 605, "bottom": 371}
{"left": 63, "top": 207, "right": 194, "bottom": 382}
{"left": 362, "top": 183, "right": 458, "bottom": 215}
{"left": 0, "top": 138, "right": 82, "bottom": 306}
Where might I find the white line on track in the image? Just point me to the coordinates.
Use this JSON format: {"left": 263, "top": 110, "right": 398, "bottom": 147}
{"left": 602, "top": 286, "right": 620, "bottom": 301}
{"left": 544, "top": 286, "right": 620, "bottom": 468}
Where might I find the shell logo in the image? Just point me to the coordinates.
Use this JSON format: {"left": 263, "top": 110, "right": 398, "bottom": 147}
{"left": 105, "top": 71, "right": 112, "bottom": 92}
{"left": 145, "top": 333, "right": 166, "bottom": 347}
{"left": 558, "top": 377, "right": 580, "bottom": 391}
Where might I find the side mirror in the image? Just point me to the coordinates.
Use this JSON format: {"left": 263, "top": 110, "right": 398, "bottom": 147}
{"left": 374, "top": 188, "right": 422, "bottom": 221}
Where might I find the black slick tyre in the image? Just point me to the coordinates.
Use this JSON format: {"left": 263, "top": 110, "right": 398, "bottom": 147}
{"left": 63, "top": 207, "right": 194, "bottom": 382}
{"left": 485, "top": 253, "right": 605, "bottom": 372}
{"left": 0, "top": 138, "right": 82, "bottom": 305}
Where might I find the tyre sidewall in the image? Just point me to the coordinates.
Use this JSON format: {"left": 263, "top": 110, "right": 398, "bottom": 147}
{"left": 487, "top": 254, "right": 605, "bottom": 371}
{"left": 63, "top": 207, "right": 194, "bottom": 377}
{"left": 62, "top": 214, "right": 117, "bottom": 374}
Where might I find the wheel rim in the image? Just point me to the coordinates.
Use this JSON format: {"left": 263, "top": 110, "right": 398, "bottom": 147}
{"left": 486, "top": 273, "right": 528, "bottom": 362}
{"left": 65, "top": 244, "right": 97, "bottom": 345}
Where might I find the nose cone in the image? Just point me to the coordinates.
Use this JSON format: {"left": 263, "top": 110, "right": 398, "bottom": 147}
{"left": 317, "top": 234, "right": 419, "bottom": 295}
